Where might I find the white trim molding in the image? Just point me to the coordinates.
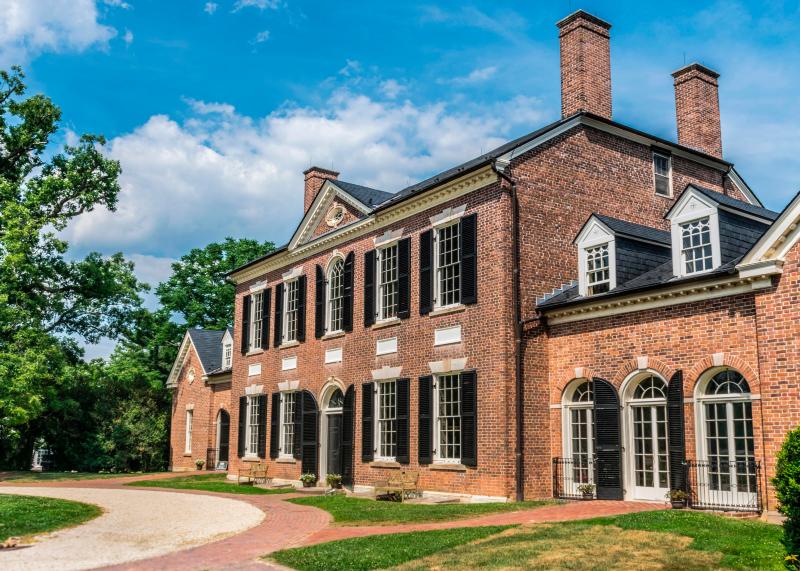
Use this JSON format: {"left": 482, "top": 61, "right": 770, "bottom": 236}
{"left": 428, "top": 357, "right": 468, "bottom": 374}
{"left": 667, "top": 187, "right": 721, "bottom": 278}
{"left": 282, "top": 266, "right": 304, "bottom": 281}
{"left": 277, "top": 380, "right": 300, "bottom": 391}
{"left": 245, "top": 384, "right": 264, "bottom": 395}
{"left": 372, "top": 365, "right": 402, "bottom": 380}
{"left": 430, "top": 204, "right": 466, "bottom": 227}
{"left": 374, "top": 228, "right": 404, "bottom": 247}
{"left": 575, "top": 216, "right": 617, "bottom": 297}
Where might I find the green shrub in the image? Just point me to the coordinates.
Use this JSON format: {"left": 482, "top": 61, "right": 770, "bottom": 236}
{"left": 774, "top": 427, "right": 800, "bottom": 566}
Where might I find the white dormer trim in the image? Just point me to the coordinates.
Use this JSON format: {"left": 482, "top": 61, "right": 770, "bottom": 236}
{"left": 289, "top": 180, "right": 373, "bottom": 250}
{"left": 575, "top": 216, "right": 616, "bottom": 297}
{"left": 221, "top": 329, "right": 233, "bottom": 369}
{"left": 667, "top": 187, "right": 721, "bottom": 278}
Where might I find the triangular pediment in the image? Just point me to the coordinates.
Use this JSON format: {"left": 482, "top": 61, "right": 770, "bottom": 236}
{"left": 574, "top": 215, "right": 613, "bottom": 246}
{"left": 666, "top": 186, "right": 717, "bottom": 222}
{"left": 288, "top": 181, "right": 373, "bottom": 250}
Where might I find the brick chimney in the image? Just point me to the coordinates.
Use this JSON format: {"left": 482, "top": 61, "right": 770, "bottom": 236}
{"left": 557, "top": 10, "right": 612, "bottom": 119}
{"left": 303, "top": 166, "right": 339, "bottom": 214}
{"left": 672, "top": 63, "right": 723, "bottom": 158}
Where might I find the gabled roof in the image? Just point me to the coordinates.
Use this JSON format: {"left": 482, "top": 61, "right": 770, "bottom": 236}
{"left": 332, "top": 180, "right": 393, "bottom": 208}
{"left": 590, "top": 214, "right": 670, "bottom": 245}
{"left": 186, "top": 328, "right": 226, "bottom": 373}
{"left": 667, "top": 185, "right": 779, "bottom": 222}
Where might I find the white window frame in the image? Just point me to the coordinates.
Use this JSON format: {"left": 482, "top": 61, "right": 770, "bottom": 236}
{"left": 249, "top": 291, "right": 264, "bottom": 351}
{"left": 376, "top": 242, "right": 400, "bottom": 322}
{"left": 433, "top": 373, "right": 462, "bottom": 464}
{"left": 678, "top": 217, "right": 716, "bottom": 276}
{"left": 244, "top": 395, "right": 260, "bottom": 458}
{"left": 561, "top": 379, "right": 595, "bottom": 496}
{"left": 576, "top": 217, "right": 616, "bottom": 297}
{"left": 584, "top": 243, "right": 612, "bottom": 296}
{"left": 652, "top": 152, "right": 673, "bottom": 197}
{"left": 282, "top": 278, "right": 300, "bottom": 344}
{"left": 433, "top": 220, "right": 462, "bottom": 310}
{"left": 279, "top": 391, "right": 297, "bottom": 459}
{"left": 668, "top": 189, "right": 721, "bottom": 277}
{"left": 326, "top": 257, "right": 345, "bottom": 334}
{"left": 184, "top": 410, "right": 193, "bottom": 454}
{"left": 374, "top": 379, "right": 398, "bottom": 461}
{"left": 223, "top": 342, "right": 232, "bottom": 369}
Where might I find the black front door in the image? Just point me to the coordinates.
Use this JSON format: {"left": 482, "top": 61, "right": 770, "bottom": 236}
{"left": 218, "top": 410, "right": 230, "bottom": 464}
{"left": 327, "top": 414, "right": 343, "bottom": 475}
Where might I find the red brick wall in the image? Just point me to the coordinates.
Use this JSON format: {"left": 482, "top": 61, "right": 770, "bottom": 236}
{"left": 558, "top": 12, "right": 612, "bottom": 119}
{"left": 310, "top": 199, "right": 363, "bottom": 239}
{"left": 673, "top": 64, "right": 723, "bottom": 159}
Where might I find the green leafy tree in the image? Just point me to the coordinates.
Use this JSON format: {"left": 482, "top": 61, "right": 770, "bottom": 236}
{"left": 775, "top": 427, "right": 800, "bottom": 566}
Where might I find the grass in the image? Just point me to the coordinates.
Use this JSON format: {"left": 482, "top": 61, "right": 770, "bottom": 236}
{"left": 269, "top": 510, "right": 784, "bottom": 570}
{"left": 0, "top": 471, "right": 160, "bottom": 483}
{"left": 125, "top": 473, "right": 295, "bottom": 495}
{"left": 288, "top": 495, "right": 554, "bottom": 525}
{"left": 0, "top": 494, "right": 102, "bottom": 541}
{"left": 269, "top": 526, "right": 511, "bottom": 571}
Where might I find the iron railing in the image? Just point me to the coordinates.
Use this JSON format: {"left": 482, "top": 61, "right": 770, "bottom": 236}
{"left": 553, "top": 457, "right": 595, "bottom": 499}
{"left": 685, "top": 459, "right": 762, "bottom": 513}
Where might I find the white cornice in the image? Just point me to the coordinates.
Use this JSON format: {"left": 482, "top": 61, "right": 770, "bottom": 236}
{"left": 288, "top": 181, "right": 372, "bottom": 251}
{"left": 740, "top": 192, "right": 800, "bottom": 264}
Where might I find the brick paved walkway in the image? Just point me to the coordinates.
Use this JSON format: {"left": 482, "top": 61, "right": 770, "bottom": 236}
{"left": 1, "top": 473, "right": 665, "bottom": 571}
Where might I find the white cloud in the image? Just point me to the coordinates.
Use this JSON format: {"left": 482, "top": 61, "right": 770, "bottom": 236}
{"left": 122, "top": 28, "right": 133, "bottom": 45}
{"left": 103, "top": 0, "right": 131, "bottom": 8}
{"left": 184, "top": 97, "right": 236, "bottom": 116}
{"left": 0, "top": 0, "right": 119, "bottom": 64}
{"left": 379, "top": 79, "right": 405, "bottom": 99}
{"left": 203, "top": 2, "right": 217, "bottom": 14}
{"left": 338, "top": 59, "right": 362, "bottom": 77}
{"left": 233, "top": 0, "right": 280, "bottom": 12}
{"left": 444, "top": 65, "right": 497, "bottom": 86}
{"left": 252, "top": 30, "right": 270, "bottom": 44}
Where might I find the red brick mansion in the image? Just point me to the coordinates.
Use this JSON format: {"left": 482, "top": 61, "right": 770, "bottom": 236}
{"left": 167, "top": 10, "right": 800, "bottom": 513}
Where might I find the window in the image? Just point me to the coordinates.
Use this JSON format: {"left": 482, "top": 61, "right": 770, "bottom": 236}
{"left": 435, "top": 222, "right": 461, "bottom": 308}
{"left": 653, "top": 153, "right": 672, "bottom": 197}
{"left": 223, "top": 343, "right": 232, "bottom": 369}
{"left": 628, "top": 376, "right": 669, "bottom": 495}
{"left": 283, "top": 279, "right": 300, "bottom": 342}
{"left": 250, "top": 291, "right": 263, "bottom": 351}
{"left": 280, "top": 392, "right": 297, "bottom": 457}
{"left": 327, "top": 259, "right": 345, "bottom": 333}
{"left": 681, "top": 217, "right": 713, "bottom": 274}
{"left": 376, "top": 380, "right": 397, "bottom": 460}
{"left": 585, "top": 244, "right": 610, "bottom": 295}
{"left": 564, "top": 381, "right": 593, "bottom": 489}
{"left": 377, "top": 244, "right": 399, "bottom": 321}
{"left": 435, "top": 373, "right": 461, "bottom": 462}
{"left": 184, "top": 410, "right": 193, "bottom": 454}
{"left": 245, "top": 396, "right": 260, "bottom": 456}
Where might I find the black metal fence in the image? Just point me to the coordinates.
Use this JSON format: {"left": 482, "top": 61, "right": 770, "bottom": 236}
{"left": 685, "top": 459, "right": 762, "bottom": 513}
{"left": 553, "top": 457, "right": 595, "bottom": 499}
{"left": 206, "top": 448, "right": 217, "bottom": 470}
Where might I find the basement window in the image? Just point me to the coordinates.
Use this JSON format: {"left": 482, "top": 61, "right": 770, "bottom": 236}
{"left": 653, "top": 152, "right": 672, "bottom": 197}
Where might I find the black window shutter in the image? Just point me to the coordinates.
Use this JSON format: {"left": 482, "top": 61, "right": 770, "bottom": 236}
{"left": 397, "top": 238, "right": 411, "bottom": 319}
{"left": 418, "top": 375, "right": 433, "bottom": 464}
{"left": 297, "top": 275, "right": 307, "bottom": 342}
{"left": 343, "top": 251, "right": 354, "bottom": 332}
{"left": 315, "top": 265, "right": 325, "bottom": 339}
{"left": 396, "top": 378, "right": 410, "bottom": 464}
{"left": 273, "top": 283, "right": 283, "bottom": 348}
{"left": 237, "top": 396, "right": 247, "bottom": 458}
{"left": 460, "top": 370, "right": 478, "bottom": 467}
{"left": 257, "top": 394, "right": 267, "bottom": 458}
{"left": 593, "top": 377, "right": 623, "bottom": 500}
{"left": 300, "top": 390, "right": 319, "bottom": 477}
{"left": 293, "top": 393, "right": 302, "bottom": 461}
{"left": 361, "top": 382, "right": 374, "bottom": 462}
{"left": 341, "top": 385, "right": 355, "bottom": 485}
{"left": 261, "top": 289, "right": 271, "bottom": 350}
{"left": 667, "top": 371, "right": 686, "bottom": 492}
{"left": 419, "top": 230, "right": 433, "bottom": 315}
{"left": 269, "top": 392, "right": 280, "bottom": 459}
{"left": 460, "top": 213, "right": 478, "bottom": 305}
{"left": 240, "top": 295, "right": 251, "bottom": 354}
{"left": 364, "top": 250, "right": 376, "bottom": 326}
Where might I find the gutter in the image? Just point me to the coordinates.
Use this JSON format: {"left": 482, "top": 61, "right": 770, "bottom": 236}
{"left": 493, "top": 161, "right": 525, "bottom": 502}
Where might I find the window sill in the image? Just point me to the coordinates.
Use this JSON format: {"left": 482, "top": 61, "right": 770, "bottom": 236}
{"left": 276, "top": 457, "right": 297, "bottom": 464}
{"left": 430, "top": 463, "right": 467, "bottom": 472}
{"left": 371, "top": 460, "right": 400, "bottom": 469}
{"left": 372, "top": 318, "right": 400, "bottom": 330}
{"left": 246, "top": 349, "right": 264, "bottom": 357}
{"left": 242, "top": 456, "right": 261, "bottom": 463}
{"left": 280, "top": 341, "right": 300, "bottom": 350}
{"left": 429, "top": 305, "right": 465, "bottom": 318}
{"left": 322, "top": 331, "right": 346, "bottom": 341}
{"left": 183, "top": 453, "right": 192, "bottom": 457}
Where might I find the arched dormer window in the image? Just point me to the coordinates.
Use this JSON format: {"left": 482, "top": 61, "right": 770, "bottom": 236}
{"left": 327, "top": 257, "right": 345, "bottom": 333}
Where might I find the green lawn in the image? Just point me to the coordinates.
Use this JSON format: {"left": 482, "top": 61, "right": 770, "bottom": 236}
{"left": 125, "top": 474, "right": 294, "bottom": 495}
{"left": 269, "top": 510, "right": 784, "bottom": 570}
{"left": 0, "top": 494, "right": 102, "bottom": 541}
{"left": 0, "top": 471, "right": 160, "bottom": 483}
{"left": 288, "top": 495, "right": 553, "bottom": 525}
{"left": 269, "top": 526, "right": 511, "bottom": 571}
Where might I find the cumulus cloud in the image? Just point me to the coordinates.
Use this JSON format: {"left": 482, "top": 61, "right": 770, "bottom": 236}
{"left": 444, "top": 65, "right": 497, "bottom": 86}
{"left": 203, "top": 2, "right": 217, "bottom": 14}
{"left": 0, "top": 0, "right": 120, "bottom": 64}
{"left": 379, "top": 79, "right": 405, "bottom": 99}
{"left": 122, "top": 28, "right": 133, "bottom": 45}
{"left": 252, "top": 30, "right": 270, "bottom": 44}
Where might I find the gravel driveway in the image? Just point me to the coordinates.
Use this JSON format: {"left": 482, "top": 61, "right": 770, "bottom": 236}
{"left": 0, "top": 486, "right": 265, "bottom": 571}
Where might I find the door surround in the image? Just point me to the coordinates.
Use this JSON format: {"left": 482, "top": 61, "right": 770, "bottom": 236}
{"left": 319, "top": 379, "right": 345, "bottom": 479}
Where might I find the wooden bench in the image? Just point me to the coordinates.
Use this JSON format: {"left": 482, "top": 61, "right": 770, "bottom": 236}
{"left": 237, "top": 462, "right": 270, "bottom": 486}
{"left": 374, "top": 469, "right": 420, "bottom": 502}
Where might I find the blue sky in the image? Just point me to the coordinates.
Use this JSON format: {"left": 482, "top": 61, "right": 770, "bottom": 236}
{"left": 6, "top": 0, "right": 800, "bottom": 355}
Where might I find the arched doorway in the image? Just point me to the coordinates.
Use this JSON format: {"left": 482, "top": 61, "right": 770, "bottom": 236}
{"left": 561, "top": 379, "right": 594, "bottom": 497}
{"left": 216, "top": 409, "right": 230, "bottom": 469}
{"left": 320, "top": 385, "right": 344, "bottom": 478}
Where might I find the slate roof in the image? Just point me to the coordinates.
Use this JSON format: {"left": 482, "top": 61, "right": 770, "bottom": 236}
{"left": 592, "top": 214, "right": 671, "bottom": 245}
{"left": 685, "top": 185, "right": 779, "bottom": 221}
{"left": 187, "top": 328, "right": 227, "bottom": 374}
{"left": 333, "top": 180, "right": 394, "bottom": 208}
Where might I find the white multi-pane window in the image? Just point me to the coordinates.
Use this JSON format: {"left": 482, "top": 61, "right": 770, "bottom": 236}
{"left": 223, "top": 343, "right": 232, "bottom": 369}
{"left": 681, "top": 217, "right": 713, "bottom": 274}
{"left": 377, "top": 244, "right": 399, "bottom": 321}
{"left": 280, "top": 392, "right": 297, "bottom": 457}
{"left": 585, "top": 244, "right": 610, "bottom": 295}
{"left": 250, "top": 291, "right": 263, "bottom": 350}
{"left": 435, "top": 374, "right": 461, "bottom": 463}
{"left": 283, "top": 279, "right": 300, "bottom": 343}
{"left": 565, "top": 381, "right": 594, "bottom": 491}
{"left": 246, "top": 396, "right": 260, "bottom": 456}
{"left": 184, "top": 410, "right": 193, "bottom": 454}
{"left": 376, "top": 380, "right": 397, "bottom": 460}
{"left": 653, "top": 153, "right": 672, "bottom": 197}
{"left": 435, "top": 222, "right": 461, "bottom": 308}
{"left": 327, "top": 259, "right": 345, "bottom": 333}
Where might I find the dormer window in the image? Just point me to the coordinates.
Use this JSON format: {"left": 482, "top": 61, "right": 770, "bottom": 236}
{"left": 666, "top": 186, "right": 723, "bottom": 278}
{"left": 586, "top": 244, "right": 611, "bottom": 295}
{"left": 680, "top": 217, "right": 713, "bottom": 274}
{"left": 223, "top": 342, "right": 232, "bottom": 369}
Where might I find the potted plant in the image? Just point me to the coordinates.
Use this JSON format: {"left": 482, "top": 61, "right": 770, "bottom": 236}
{"left": 300, "top": 473, "right": 317, "bottom": 488}
{"left": 195, "top": 458, "right": 205, "bottom": 470}
{"left": 326, "top": 473, "right": 343, "bottom": 489}
{"left": 667, "top": 489, "right": 688, "bottom": 509}
{"left": 577, "top": 483, "right": 595, "bottom": 500}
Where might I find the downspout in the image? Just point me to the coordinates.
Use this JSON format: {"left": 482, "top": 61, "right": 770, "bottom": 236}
{"left": 492, "top": 161, "right": 525, "bottom": 502}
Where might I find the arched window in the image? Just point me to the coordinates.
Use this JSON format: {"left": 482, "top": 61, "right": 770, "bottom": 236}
{"left": 697, "top": 369, "right": 756, "bottom": 500}
{"left": 633, "top": 376, "right": 667, "bottom": 400}
{"left": 563, "top": 380, "right": 594, "bottom": 491}
{"left": 328, "top": 388, "right": 344, "bottom": 409}
{"left": 327, "top": 258, "right": 345, "bottom": 333}
{"left": 626, "top": 375, "right": 668, "bottom": 500}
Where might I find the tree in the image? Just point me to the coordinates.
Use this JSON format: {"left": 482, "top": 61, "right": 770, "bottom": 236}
{"left": 775, "top": 427, "right": 800, "bottom": 566}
